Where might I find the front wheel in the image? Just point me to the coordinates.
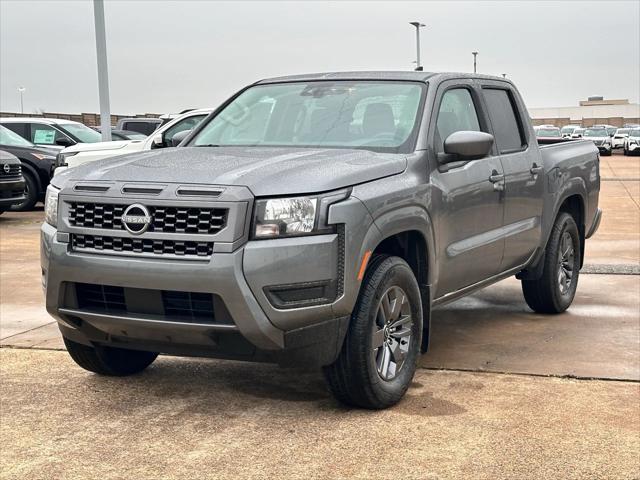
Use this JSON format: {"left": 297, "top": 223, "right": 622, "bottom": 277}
{"left": 323, "top": 255, "right": 423, "bottom": 409}
{"left": 64, "top": 338, "right": 158, "bottom": 376}
{"left": 521, "top": 212, "right": 581, "bottom": 314}
{"left": 9, "top": 172, "right": 38, "bottom": 211}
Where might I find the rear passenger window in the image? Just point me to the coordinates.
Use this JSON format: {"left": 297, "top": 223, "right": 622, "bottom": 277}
{"left": 2, "top": 122, "right": 29, "bottom": 140}
{"left": 483, "top": 88, "right": 526, "bottom": 153}
{"left": 435, "top": 88, "right": 481, "bottom": 153}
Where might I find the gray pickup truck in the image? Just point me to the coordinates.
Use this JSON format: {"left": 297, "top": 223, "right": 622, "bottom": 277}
{"left": 41, "top": 72, "right": 601, "bottom": 409}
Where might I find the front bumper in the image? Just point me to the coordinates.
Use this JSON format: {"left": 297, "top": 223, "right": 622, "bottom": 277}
{"left": 41, "top": 193, "right": 372, "bottom": 365}
{"left": 0, "top": 178, "right": 26, "bottom": 207}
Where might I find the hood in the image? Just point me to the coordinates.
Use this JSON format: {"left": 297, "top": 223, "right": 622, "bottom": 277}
{"left": 62, "top": 139, "right": 141, "bottom": 154}
{"left": 53, "top": 146, "right": 407, "bottom": 196}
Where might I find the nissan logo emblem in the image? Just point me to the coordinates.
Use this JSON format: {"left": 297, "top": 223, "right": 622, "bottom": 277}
{"left": 2, "top": 164, "right": 10, "bottom": 174}
{"left": 121, "top": 204, "right": 152, "bottom": 235}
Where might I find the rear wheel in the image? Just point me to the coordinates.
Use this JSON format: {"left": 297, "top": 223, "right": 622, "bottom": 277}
{"left": 64, "top": 337, "right": 158, "bottom": 376}
{"left": 521, "top": 212, "right": 581, "bottom": 314}
{"left": 9, "top": 171, "right": 38, "bottom": 211}
{"left": 323, "top": 255, "right": 423, "bottom": 409}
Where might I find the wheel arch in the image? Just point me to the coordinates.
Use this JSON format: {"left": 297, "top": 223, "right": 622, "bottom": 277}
{"left": 17, "top": 160, "right": 43, "bottom": 196}
{"left": 361, "top": 206, "right": 436, "bottom": 352}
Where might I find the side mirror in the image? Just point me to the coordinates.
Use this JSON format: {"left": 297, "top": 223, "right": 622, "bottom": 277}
{"left": 441, "top": 131, "right": 494, "bottom": 163}
{"left": 170, "top": 129, "right": 191, "bottom": 147}
{"left": 150, "top": 133, "right": 163, "bottom": 148}
{"left": 55, "top": 137, "right": 73, "bottom": 147}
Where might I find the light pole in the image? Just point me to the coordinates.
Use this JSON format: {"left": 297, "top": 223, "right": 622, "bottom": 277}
{"left": 409, "top": 22, "right": 425, "bottom": 71}
{"left": 17, "top": 87, "right": 25, "bottom": 113}
{"left": 472, "top": 52, "right": 478, "bottom": 73}
{"left": 93, "top": 0, "right": 112, "bottom": 142}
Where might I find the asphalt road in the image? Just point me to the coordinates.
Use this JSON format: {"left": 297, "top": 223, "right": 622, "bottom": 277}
{"left": 1, "top": 151, "right": 639, "bottom": 479}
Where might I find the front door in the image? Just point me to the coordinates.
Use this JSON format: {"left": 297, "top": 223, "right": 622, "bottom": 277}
{"left": 429, "top": 82, "right": 506, "bottom": 298}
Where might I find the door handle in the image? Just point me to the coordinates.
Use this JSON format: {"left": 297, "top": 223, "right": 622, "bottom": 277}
{"left": 530, "top": 164, "right": 543, "bottom": 175}
{"left": 489, "top": 171, "right": 505, "bottom": 192}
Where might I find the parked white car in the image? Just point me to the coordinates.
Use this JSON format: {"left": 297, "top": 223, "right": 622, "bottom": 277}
{"left": 583, "top": 127, "right": 612, "bottom": 156}
{"left": 0, "top": 117, "right": 103, "bottom": 150}
{"left": 56, "top": 108, "right": 213, "bottom": 172}
{"left": 560, "top": 125, "right": 581, "bottom": 138}
{"left": 623, "top": 128, "right": 640, "bottom": 156}
{"left": 611, "top": 128, "right": 632, "bottom": 149}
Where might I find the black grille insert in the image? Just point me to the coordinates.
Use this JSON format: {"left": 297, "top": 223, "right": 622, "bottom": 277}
{"left": 74, "top": 283, "right": 228, "bottom": 324}
{"left": 68, "top": 202, "right": 228, "bottom": 234}
{"left": 72, "top": 234, "right": 213, "bottom": 257}
{"left": 76, "top": 283, "right": 126, "bottom": 314}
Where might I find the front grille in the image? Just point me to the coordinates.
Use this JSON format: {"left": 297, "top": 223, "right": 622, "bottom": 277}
{"left": 74, "top": 283, "right": 224, "bottom": 324}
{"left": 72, "top": 234, "right": 213, "bottom": 257}
{"left": 0, "top": 164, "right": 21, "bottom": 178}
{"left": 593, "top": 140, "right": 603, "bottom": 146}
{"left": 68, "top": 202, "right": 228, "bottom": 234}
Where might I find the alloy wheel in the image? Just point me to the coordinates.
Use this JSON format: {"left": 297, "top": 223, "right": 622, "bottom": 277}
{"left": 371, "top": 286, "right": 413, "bottom": 381}
{"left": 558, "top": 231, "right": 575, "bottom": 295}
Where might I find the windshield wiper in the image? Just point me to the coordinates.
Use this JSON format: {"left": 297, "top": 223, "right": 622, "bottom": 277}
{"left": 195, "top": 144, "right": 221, "bottom": 147}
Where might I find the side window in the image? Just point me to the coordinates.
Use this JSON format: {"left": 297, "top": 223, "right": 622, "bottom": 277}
{"left": 163, "top": 115, "right": 206, "bottom": 144}
{"left": 2, "top": 123, "right": 29, "bottom": 140}
{"left": 483, "top": 88, "right": 526, "bottom": 153}
{"left": 30, "top": 123, "right": 68, "bottom": 145}
{"left": 435, "top": 88, "right": 481, "bottom": 153}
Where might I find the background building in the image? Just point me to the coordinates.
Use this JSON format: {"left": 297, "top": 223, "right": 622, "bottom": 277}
{"left": 529, "top": 97, "right": 640, "bottom": 127}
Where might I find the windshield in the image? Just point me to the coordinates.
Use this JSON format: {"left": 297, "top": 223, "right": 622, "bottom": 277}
{"left": 560, "top": 126, "right": 576, "bottom": 134}
{"left": 0, "top": 125, "right": 34, "bottom": 147}
{"left": 191, "top": 81, "right": 424, "bottom": 152}
{"left": 537, "top": 128, "right": 561, "bottom": 137}
{"left": 630, "top": 129, "right": 640, "bottom": 137}
{"left": 58, "top": 123, "right": 103, "bottom": 143}
{"left": 584, "top": 129, "right": 607, "bottom": 137}
{"left": 615, "top": 129, "right": 630, "bottom": 135}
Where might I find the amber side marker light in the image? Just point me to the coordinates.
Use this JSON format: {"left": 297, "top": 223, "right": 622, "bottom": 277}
{"left": 357, "top": 250, "right": 373, "bottom": 281}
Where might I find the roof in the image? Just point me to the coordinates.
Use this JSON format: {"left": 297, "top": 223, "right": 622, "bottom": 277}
{"left": 0, "top": 117, "right": 81, "bottom": 124}
{"left": 256, "top": 71, "right": 511, "bottom": 84}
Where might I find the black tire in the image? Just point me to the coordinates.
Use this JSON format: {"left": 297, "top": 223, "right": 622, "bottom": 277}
{"left": 623, "top": 147, "right": 628, "bottom": 156}
{"left": 522, "top": 212, "right": 581, "bottom": 314}
{"left": 9, "top": 171, "right": 38, "bottom": 211}
{"left": 323, "top": 255, "right": 423, "bottom": 409}
{"left": 64, "top": 337, "right": 158, "bottom": 376}
{"left": 602, "top": 149, "right": 612, "bottom": 157}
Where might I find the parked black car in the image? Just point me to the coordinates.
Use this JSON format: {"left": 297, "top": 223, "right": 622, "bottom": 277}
{"left": 0, "top": 125, "right": 56, "bottom": 210}
{"left": 0, "top": 150, "right": 26, "bottom": 214}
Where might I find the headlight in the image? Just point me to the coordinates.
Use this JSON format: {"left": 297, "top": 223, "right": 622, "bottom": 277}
{"left": 44, "top": 185, "right": 60, "bottom": 227}
{"left": 252, "top": 189, "right": 349, "bottom": 239}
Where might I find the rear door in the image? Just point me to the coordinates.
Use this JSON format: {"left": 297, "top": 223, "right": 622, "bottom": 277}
{"left": 479, "top": 81, "right": 544, "bottom": 270}
{"left": 429, "top": 80, "right": 506, "bottom": 297}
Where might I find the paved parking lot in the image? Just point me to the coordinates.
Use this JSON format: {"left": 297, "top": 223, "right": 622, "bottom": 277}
{"left": 1, "top": 152, "right": 639, "bottom": 479}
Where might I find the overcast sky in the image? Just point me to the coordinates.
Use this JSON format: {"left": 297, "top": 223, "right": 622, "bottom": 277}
{"left": 1, "top": 0, "right": 639, "bottom": 115}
